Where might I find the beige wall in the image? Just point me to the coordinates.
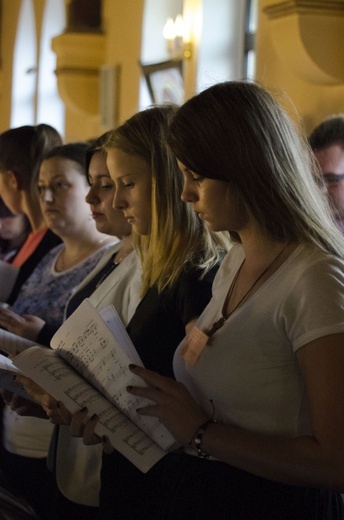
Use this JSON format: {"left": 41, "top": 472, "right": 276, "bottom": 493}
{"left": 256, "top": 0, "right": 344, "bottom": 135}
{"left": 103, "top": 0, "right": 144, "bottom": 122}
{"left": 1, "top": 0, "right": 344, "bottom": 139}
{"left": 0, "top": 0, "right": 144, "bottom": 140}
{"left": 0, "top": 1, "right": 24, "bottom": 131}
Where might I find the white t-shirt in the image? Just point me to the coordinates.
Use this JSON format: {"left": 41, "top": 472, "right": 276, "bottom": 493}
{"left": 174, "top": 244, "right": 344, "bottom": 438}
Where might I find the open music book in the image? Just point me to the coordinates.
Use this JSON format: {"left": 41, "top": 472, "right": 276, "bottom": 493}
{"left": 0, "top": 299, "right": 178, "bottom": 472}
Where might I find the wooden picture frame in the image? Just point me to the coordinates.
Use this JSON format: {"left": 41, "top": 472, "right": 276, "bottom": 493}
{"left": 140, "top": 59, "right": 184, "bottom": 105}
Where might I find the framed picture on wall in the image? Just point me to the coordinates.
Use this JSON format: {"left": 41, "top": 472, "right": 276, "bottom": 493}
{"left": 140, "top": 59, "right": 184, "bottom": 105}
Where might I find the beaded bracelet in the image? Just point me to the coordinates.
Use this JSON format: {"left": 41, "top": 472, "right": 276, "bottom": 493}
{"left": 189, "top": 418, "right": 217, "bottom": 458}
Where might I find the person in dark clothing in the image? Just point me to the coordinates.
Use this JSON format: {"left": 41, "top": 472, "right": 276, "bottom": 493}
{"left": 0, "top": 124, "right": 63, "bottom": 303}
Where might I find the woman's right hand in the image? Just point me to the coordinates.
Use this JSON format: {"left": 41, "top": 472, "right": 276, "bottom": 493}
{"left": 70, "top": 408, "right": 114, "bottom": 454}
{"left": 0, "top": 309, "right": 45, "bottom": 341}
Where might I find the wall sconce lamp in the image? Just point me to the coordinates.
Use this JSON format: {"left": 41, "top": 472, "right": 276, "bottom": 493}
{"left": 163, "top": 15, "right": 192, "bottom": 60}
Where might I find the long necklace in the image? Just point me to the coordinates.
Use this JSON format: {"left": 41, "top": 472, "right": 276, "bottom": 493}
{"left": 205, "top": 243, "right": 289, "bottom": 337}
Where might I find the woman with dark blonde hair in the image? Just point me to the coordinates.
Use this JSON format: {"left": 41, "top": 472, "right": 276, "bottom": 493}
{"left": 107, "top": 105, "right": 226, "bottom": 291}
{"left": 103, "top": 105, "right": 228, "bottom": 376}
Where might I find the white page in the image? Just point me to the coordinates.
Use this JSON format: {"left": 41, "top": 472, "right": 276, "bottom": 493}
{"left": 0, "top": 353, "right": 34, "bottom": 400}
{"left": 13, "top": 346, "right": 165, "bottom": 472}
{"left": 0, "top": 353, "right": 22, "bottom": 374}
{"left": 99, "top": 305, "right": 142, "bottom": 364}
{"left": 49, "top": 299, "right": 177, "bottom": 451}
{"left": 0, "top": 328, "right": 44, "bottom": 356}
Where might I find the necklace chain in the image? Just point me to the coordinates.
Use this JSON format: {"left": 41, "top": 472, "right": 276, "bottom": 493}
{"left": 205, "top": 243, "right": 289, "bottom": 337}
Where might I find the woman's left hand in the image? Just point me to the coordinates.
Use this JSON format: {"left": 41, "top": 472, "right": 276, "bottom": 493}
{"left": 16, "top": 375, "right": 72, "bottom": 425}
{"left": 0, "top": 387, "right": 48, "bottom": 418}
{"left": 0, "top": 308, "right": 45, "bottom": 341}
{"left": 127, "top": 365, "right": 208, "bottom": 446}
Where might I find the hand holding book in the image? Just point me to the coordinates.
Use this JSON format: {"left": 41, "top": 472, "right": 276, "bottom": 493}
{"left": 10, "top": 299, "right": 179, "bottom": 473}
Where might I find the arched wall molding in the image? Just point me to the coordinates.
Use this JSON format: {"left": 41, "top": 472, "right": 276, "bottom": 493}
{"left": 264, "top": 0, "right": 344, "bottom": 84}
{"left": 52, "top": 32, "right": 105, "bottom": 116}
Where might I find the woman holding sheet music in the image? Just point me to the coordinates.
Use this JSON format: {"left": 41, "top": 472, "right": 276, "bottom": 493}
{"left": 74, "top": 83, "right": 343, "bottom": 519}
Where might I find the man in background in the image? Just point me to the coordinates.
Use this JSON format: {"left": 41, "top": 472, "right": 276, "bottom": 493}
{"left": 309, "top": 114, "right": 344, "bottom": 233}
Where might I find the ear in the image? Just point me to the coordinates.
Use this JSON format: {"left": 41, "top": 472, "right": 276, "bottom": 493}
{"left": 6, "top": 170, "right": 21, "bottom": 191}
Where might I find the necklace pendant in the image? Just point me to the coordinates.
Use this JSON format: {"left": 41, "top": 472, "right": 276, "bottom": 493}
{"left": 205, "top": 316, "right": 225, "bottom": 337}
